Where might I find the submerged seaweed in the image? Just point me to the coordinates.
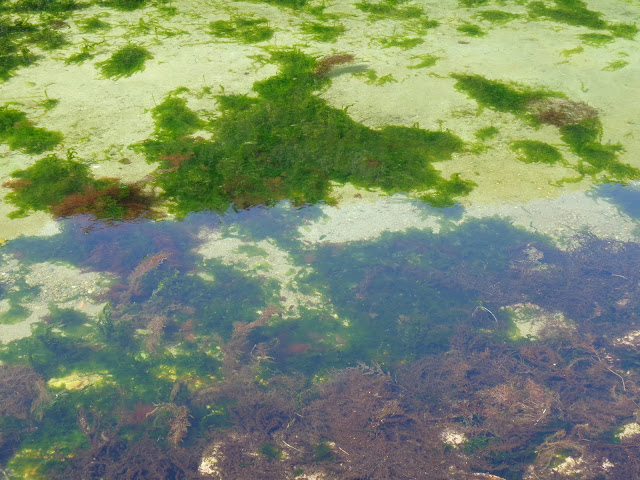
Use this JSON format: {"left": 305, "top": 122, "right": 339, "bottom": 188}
{"left": 2, "top": 213, "right": 640, "bottom": 478}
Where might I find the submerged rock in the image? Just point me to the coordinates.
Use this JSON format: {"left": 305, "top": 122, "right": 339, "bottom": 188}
{"left": 501, "top": 302, "right": 575, "bottom": 340}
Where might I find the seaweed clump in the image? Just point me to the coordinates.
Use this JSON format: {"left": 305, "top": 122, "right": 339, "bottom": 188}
{"left": 97, "top": 44, "right": 152, "bottom": 79}
{"left": 528, "top": 0, "right": 637, "bottom": 39}
{"left": 143, "top": 50, "right": 472, "bottom": 214}
{"left": 300, "top": 21, "right": 345, "bottom": 42}
{"left": 510, "top": 139, "right": 564, "bottom": 165}
{"left": 209, "top": 17, "right": 274, "bottom": 44}
{"left": 0, "top": 104, "right": 63, "bottom": 153}
{"left": 355, "top": 0, "right": 424, "bottom": 20}
{"left": 2, "top": 153, "right": 156, "bottom": 219}
{"left": 453, "top": 74, "right": 639, "bottom": 181}
{"left": 452, "top": 73, "right": 556, "bottom": 116}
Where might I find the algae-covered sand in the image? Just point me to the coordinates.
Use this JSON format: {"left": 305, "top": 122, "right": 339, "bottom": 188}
{"left": 1, "top": 0, "right": 640, "bottom": 240}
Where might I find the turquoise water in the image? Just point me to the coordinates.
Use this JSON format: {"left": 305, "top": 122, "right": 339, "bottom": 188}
{"left": 1, "top": 0, "right": 640, "bottom": 478}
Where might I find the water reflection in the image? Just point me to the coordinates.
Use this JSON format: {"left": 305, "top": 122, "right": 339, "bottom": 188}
{"left": 1, "top": 197, "right": 640, "bottom": 479}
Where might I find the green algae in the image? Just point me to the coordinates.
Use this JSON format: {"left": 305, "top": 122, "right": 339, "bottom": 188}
{"left": 39, "top": 94, "right": 59, "bottom": 111}
{"left": 30, "top": 26, "right": 68, "bottom": 50}
{"left": 476, "top": 10, "right": 520, "bottom": 24}
{"left": 527, "top": 0, "right": 637, "bottom": 39}
{"left": 0, "top": 39, "right": 38, "bottom": 81}
{"left": 259, "top": 442, "right": 283, "bottom": 459}
{"left": 379, "top": 36, "right": 423, "bottom": 49}
{"left": 603, "top": 59, "right": 628, "bottom": 71}
{"left": 209, "top": 17, "right": 274, "bottom": 44}
{"left": 0, "top": 303, "right": 29, "bottom": 325}
{"left": 0, "top": 105, "right": 63, "bottom": 153}
{"left": 65, "top": 43, "right": 95, "bottom": 64}
{"left": 143, "top": 50, "right": 473, "bottom": 215}
{"left": 474, "top": 125, "right": 500, "bottom": 141}
{"left": 560, "top": 45, "right": 584, "bottom": 57}
{"left": 452, "top": 73, "right": 556, "bottom": 117}
{"left": 408, "top": 54, "right": 439, "bottom": 69}
{"left": 358, "top": 72, "right": 398, "bottom": 85}
{"left": 13, "top": 0, "right": 80, "bottom": 12}
{"left": 151, "top": 95, "right": 203, "bottom": 138}
{"left": 457, "top": 23, "right": 486, "bottom": 37}
{"left": 527, "top": 0, "right": 606, "bottom": 29}
{"left": 3, "top": 152, "right": 156, "bottom": 219}
{"left": 3, "top": 153, "right": 94, "bottom": 217}
{"left": 254, "top": 0, "right": 306, "bottom": 9}
{"left": 99, "top": 0, "right": 147, "bottom": 11}
{"left": 355, "top": 0, "right": 424, "bottom": 20}
{"left": 300, "top": 21, "right": 345, "bottom": 42}
{"left": 97, "top": 44, "right": 152, "bottom": 79}
{"left": 560, "top": 119, "right": 637, "bottom": 179}
{"left": 77, "top": 15, "right": 111, "bottom": 33}
{"left": 578, "top": 32, "right": 614, "bottom": 46}
{"left": 453, "top": 74, "right": 638, "bottom": 182}
{"left": 459, "top": 0, "right": 489, "bottom": 6}
{"left": 607, "top": 23, "right": 638, "bottom": 40}
{"left": 510, "top": 140, "right": 564, "bottom": 165}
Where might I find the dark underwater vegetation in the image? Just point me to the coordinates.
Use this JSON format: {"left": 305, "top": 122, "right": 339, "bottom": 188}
{"left": 2, "top": 208, "right": 640, "bottom": 479}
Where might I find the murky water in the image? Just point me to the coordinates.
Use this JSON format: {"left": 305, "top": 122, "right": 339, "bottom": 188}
{"left": 1, "top": 0, "right": 640, "bottom": 478}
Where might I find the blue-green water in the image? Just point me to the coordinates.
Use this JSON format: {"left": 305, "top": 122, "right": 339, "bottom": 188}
{"left": 2, "top": 194, "right": 640, "bottom": 479}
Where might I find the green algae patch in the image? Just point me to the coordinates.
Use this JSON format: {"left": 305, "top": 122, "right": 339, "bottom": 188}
{"left": 99, "top": 0, "right": 147, "bottom": 11}
{"left": 459, "top": 0, "right": 489, "bottom": 6}
{"left": 578, "top": 32, "right": 614, "bottom": 46}
{"left": 0, "top": 302, "right": 29, "bottom": 325}
{"left": 12, "top": 0, "right": 81, "bottom": 13}
{"left": 7, "top": 429, "right": 88, "bottom": 479}
{"left": 603, "top": 59, "right": 628, "bottom": 71}
{"left": 474, "top": 126, "right": 500, "bottom": 141}
{"left": 252, "top": 0, "right": 306, "bottom": 9}
{"left": 0, "top": 105, "right": 63, "bottom": 153}
{"left": 379, "top": 36, "right": 423, "bottom": 49}
{"left": 97, "top": 44, "right": 152, "bottom": 79}
{"left": 209, "top": 17, "right": 274, "bottom": 44}
{"left": 0, "top": 42, "right": 38, "bottom": 81}
{"left": 2, "top": 153, "right": 94, "bottom": 217}
{"left": 454, "top": 75, "right": 638, "bottom": 183}
{"left": 3, "top": 153, "right": 156, "bottom": 219}
{"left": 65, "top": 44, "right": 95, "bottom": 65}
{"left": 355, "top": 0, "right": 424, "bottom": 20}
{"left": 452, "top": 74, "right": 556, "bottom": 117}
{"left": 560, "top": 119, "right": 638, "bottom": 179}
{"left": 143, "top": 50, "right": 473, "bottom": 215}
{"left": 151, "top": 96, "right": 203, "bottom": 138}
{"left": 476, "top": 10, "right": 520, "bottom": 24}
{"left": 77, "top": 15, "right": 111, "bottom": 33}
{"left": 408, "top": 54, "right": 439, "bottom": 69}
{"left": 510, "top": 140, "right": 564, "bottom": 165}
{"left": 300, "top": 21, "right": 345, "bottom": 42}
{"left": 457, "top": 23, "right": 486, "bottom": 37}
{"left": 527, "top": 0, "right": 637, "bottom": 39}
{"left": 30, "top": 26, "right": 69, "bottom": 50}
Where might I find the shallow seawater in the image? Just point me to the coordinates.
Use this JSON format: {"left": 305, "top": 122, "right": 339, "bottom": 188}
{"left": 1, "top": 0, "right": 640, "bottom": 479}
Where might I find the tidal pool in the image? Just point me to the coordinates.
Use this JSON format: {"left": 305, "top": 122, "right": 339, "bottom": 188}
{"left": 1, "top": 0, "right": 640, "bottom": 478}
